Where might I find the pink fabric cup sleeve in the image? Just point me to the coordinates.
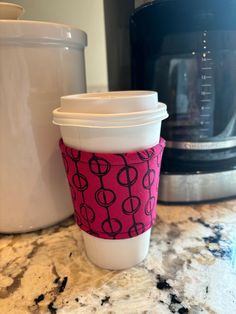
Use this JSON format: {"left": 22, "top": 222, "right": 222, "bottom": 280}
{"left": 59, "top": 138, "right": 166, "bottom": 240}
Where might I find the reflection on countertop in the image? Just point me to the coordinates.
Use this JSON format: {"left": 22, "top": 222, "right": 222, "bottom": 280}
{"left": 1, "top": 200, "right": 236, "bottom": 314}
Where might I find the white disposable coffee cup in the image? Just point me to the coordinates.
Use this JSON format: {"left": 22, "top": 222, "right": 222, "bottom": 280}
{"left": 53, "top": 91, "right": 168, "bottom": 270}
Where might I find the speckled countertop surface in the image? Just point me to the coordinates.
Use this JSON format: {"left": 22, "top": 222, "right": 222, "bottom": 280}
{"left": 1, "top": 200, "right": 236, "bottom": 314}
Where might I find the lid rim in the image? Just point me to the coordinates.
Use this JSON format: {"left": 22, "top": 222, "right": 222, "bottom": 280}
{"left": 53, "top": 104, "right": 167, "bottom": 119}
{"left": 52, "top": 107, "right": 169, "bottom": 128}
{"left": 52, "top": 114, "right": 168, "bottom": 129}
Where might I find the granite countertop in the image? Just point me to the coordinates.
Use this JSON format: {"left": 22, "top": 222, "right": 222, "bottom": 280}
{"left": 1, "top": 200, "right": 236, "bottom": 314}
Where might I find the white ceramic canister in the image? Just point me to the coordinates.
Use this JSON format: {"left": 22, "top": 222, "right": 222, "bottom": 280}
{"left": 0, "top": 3, "right": 87, "bottom": 233}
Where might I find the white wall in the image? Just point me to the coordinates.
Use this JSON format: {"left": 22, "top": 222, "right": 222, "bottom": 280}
{"left": 5, "top": 0, "right": 108, "bottom": 92}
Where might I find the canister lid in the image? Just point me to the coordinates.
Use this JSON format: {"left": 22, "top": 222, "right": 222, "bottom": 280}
{"left": 0, "top": 2, "right": 87, "bottom": 48}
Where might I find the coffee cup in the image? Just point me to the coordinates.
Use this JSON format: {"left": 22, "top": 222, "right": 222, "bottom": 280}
{"left": 53, "top": 91, "right": 168, "bottom": 269}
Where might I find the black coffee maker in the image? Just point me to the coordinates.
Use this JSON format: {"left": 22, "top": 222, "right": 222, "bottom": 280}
{"left": 130, "top": 0, "right": 236, "bottom": 202}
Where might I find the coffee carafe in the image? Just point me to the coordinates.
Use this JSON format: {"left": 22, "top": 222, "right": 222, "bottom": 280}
{"left": 130, "top": 0, "right": 236, "bottom": 202}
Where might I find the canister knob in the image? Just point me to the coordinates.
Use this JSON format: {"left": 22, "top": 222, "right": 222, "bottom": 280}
{"left": 0, "top": 2, "right": 24, "bottom": 19}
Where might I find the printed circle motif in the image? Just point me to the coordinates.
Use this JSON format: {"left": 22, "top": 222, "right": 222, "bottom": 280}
{"left": 102, "top": 218, "right": 122, "bottom": 237}
{"left": 128, "top": 222, "right": 145, "bottom": 238}
{"left": 89, "top": 156, "right": 111, "bottom": 177}
{"left": 142, "top": 169, "right": 155, "bottom": 190}
{"left": 117, "top": 166, "right": 138, "bottom": 187}
{"left": 137, "top": 149, "right": 155, "bottom": 161}
{"left": 122, "top": 196, "right": 141, "bottom": 215}
{"left": 95, "top": 188, "right": 116, "bottom": 207}
{"left": 65, "top": 147, "right": 81, "bottom": 161}
{"left": 144, "top": 196, "right": 156, "bottom": 215}
{"left": 80, "top": 203, "right": 95, "bottom": 224}
{"left": 72, "top": 173, "right": 88, "bottom": 192}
